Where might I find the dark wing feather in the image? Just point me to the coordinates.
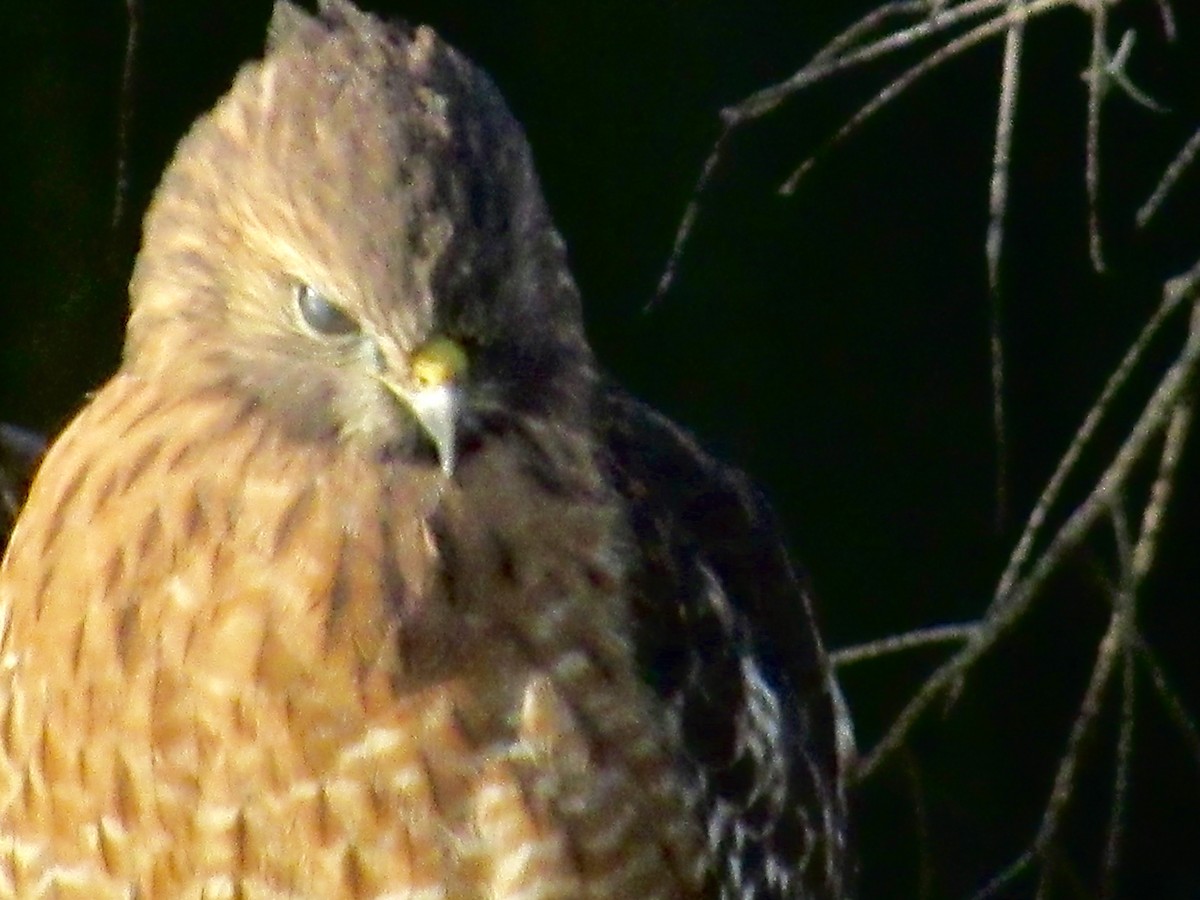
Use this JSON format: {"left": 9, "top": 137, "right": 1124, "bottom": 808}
{"left": 599, "top": 385, "right": 854, "bottom": 899}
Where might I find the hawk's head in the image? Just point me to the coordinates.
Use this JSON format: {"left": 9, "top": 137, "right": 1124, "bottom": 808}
{"left": 127, "top": 0, "right": 595, "bottom": 473}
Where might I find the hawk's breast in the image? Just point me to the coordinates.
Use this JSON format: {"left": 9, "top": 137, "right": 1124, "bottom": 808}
{"left": 0, "top": 374, "right": 706, "bottom": 898}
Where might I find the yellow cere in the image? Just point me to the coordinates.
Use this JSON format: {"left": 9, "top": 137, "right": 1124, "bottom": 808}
{"left": 411, "top": 336, "right": 469, "bottom": 388}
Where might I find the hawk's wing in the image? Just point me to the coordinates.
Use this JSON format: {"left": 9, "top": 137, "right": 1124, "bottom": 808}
{"left": 600, "top": 385, "right": 854, "bottom": 899}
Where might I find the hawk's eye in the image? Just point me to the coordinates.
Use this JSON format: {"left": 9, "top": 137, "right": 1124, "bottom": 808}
{"left": 296, "top": 284, "right": 359, "bottom": 336}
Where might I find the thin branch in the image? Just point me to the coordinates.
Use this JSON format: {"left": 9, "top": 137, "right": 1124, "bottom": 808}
{"left": 1099, "top": 646, "right": 1135, "bottom": 900}
{"left": 1030, "top": 597, "right": 1130, "bottom": 860}
{"left": 986, "top": 8, "right": 1023, "bottom": 293}
{"left": 1084, "top": 5, "right": 1108, "bottom": 272}
{"left": 812, "top": 1, "right": 935, "bottom": 65}
{"left": 657, "top": 0, "right": 1075, "bottom": 298}
{"left": 1091, "top": 388, "right": 1193, "bottom": 897}
{"left": 988, "top": 380, "right": 1188, "bottom": 898}
{"left": 992, "top": 282, "right": 1189, "bottom": 614}
{"left": 1132, "top": 397, "right": 1192, "bottom": 581}
{"left": 857, "top": 279, "right": 1200, "bottom": 782}
{"left": 650, "top": 124, "right": 735, "bottom": 302}
{"left": 986, "top": 7, "right": 1024, "bottom": 528}
{"left": 1101, "top": 31, "right": 1168, "bottom": 113}
{"left": 1137, "top": 124, "right": 1200, "bottom": 228}
{"left": 729, "top": 0, "right": 1053, "bottom": 126}
{"left": 973, "top": 592, "right": 1129, "bottom": 899}
{"left": 1085, "top": 537, "right": 1200, "bottom": 775}
{"left": 1134, "top": 635, "right": 1200, "bottom": 770}
{"left": 899, "top": 749, "right": 935, "bottom": 900}
{"left": 830, "top": 622, "right": 977, "bottom": 667}
{"left": 781, "top": 6, "right": 1039, "bottom": 195}
{"left": 1151, "top": 0, "right": 1177, "bottom": 41}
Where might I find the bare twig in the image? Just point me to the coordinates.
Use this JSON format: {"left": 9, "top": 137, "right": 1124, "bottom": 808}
{"left": 857, "top": 270, "right": 1200, "bottom": 782}
{"left": 1099, "top": 647, "right": 1135, "bottom": 900}
{"left": 977, "top": 370, "right": 1191, "bottom": 897}
{"left": 900, "top": 748, "right": 935, "bottom": 900}
{"left": 729, "top": 0, "right": 1054, "bottom": 126}
{"left": 830, "top": 622, "right": 977, "bottom": 667}
{"left": 657, "top": 0, "right": 1071, "bottom": 300}
{"left": 655, "top": 4, "right": 1199, "bottom": 894}
{"left": 1084, "top": 6, "right": 1109, "bottom": 272}
{"left": 986, "top": 6, "right": 1024, "bottom": 527}
{"left": 811, "top": 2, "right": 935, "bottom": 66}
{"left": 992, "top": 281, "right": 1189, "bottom": 616}
{"left": 780, "top": 6, "right": 1038, "bottom": 195}
{"left": 971, "top": 592, "right": 1129, "bottom": 899}
{"left": 1137, "top": 124, "right": 1200, "bottom": 228}
{"left": 1153, "top": 0, "right": 1177, "bottom": 42}
{"left": 1134, "top": 637, "right": 1200, "bottom": 769}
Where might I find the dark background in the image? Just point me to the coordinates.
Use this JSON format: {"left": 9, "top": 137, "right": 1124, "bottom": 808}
{"left": 4, "top": 2, "right": 1200, "bottom": 897}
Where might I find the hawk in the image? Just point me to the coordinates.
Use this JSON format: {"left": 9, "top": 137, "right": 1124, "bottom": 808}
{"left": 0, "top": 2, "right": 852, "bottom": 897}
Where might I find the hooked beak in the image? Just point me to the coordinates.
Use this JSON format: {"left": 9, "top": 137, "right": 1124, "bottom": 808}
{"left": 382, "top": 335, "right": 468, "bottom": 477}
{"left": 401, "top": 380, "right": 460, "bottom": 477}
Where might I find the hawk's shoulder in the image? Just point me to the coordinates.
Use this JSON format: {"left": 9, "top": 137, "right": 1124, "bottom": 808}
{"left": 599, "top": 385, "right": 854, "bottom": 899}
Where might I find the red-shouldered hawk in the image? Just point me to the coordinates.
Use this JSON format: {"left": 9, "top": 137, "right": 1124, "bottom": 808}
{"left": 0, "top": 2, "right": 852, "bottom": 897}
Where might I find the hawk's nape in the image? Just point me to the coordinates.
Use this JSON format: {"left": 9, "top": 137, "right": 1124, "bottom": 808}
{"left": 0, "top": 1, "right": 853, "bottom": 897}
